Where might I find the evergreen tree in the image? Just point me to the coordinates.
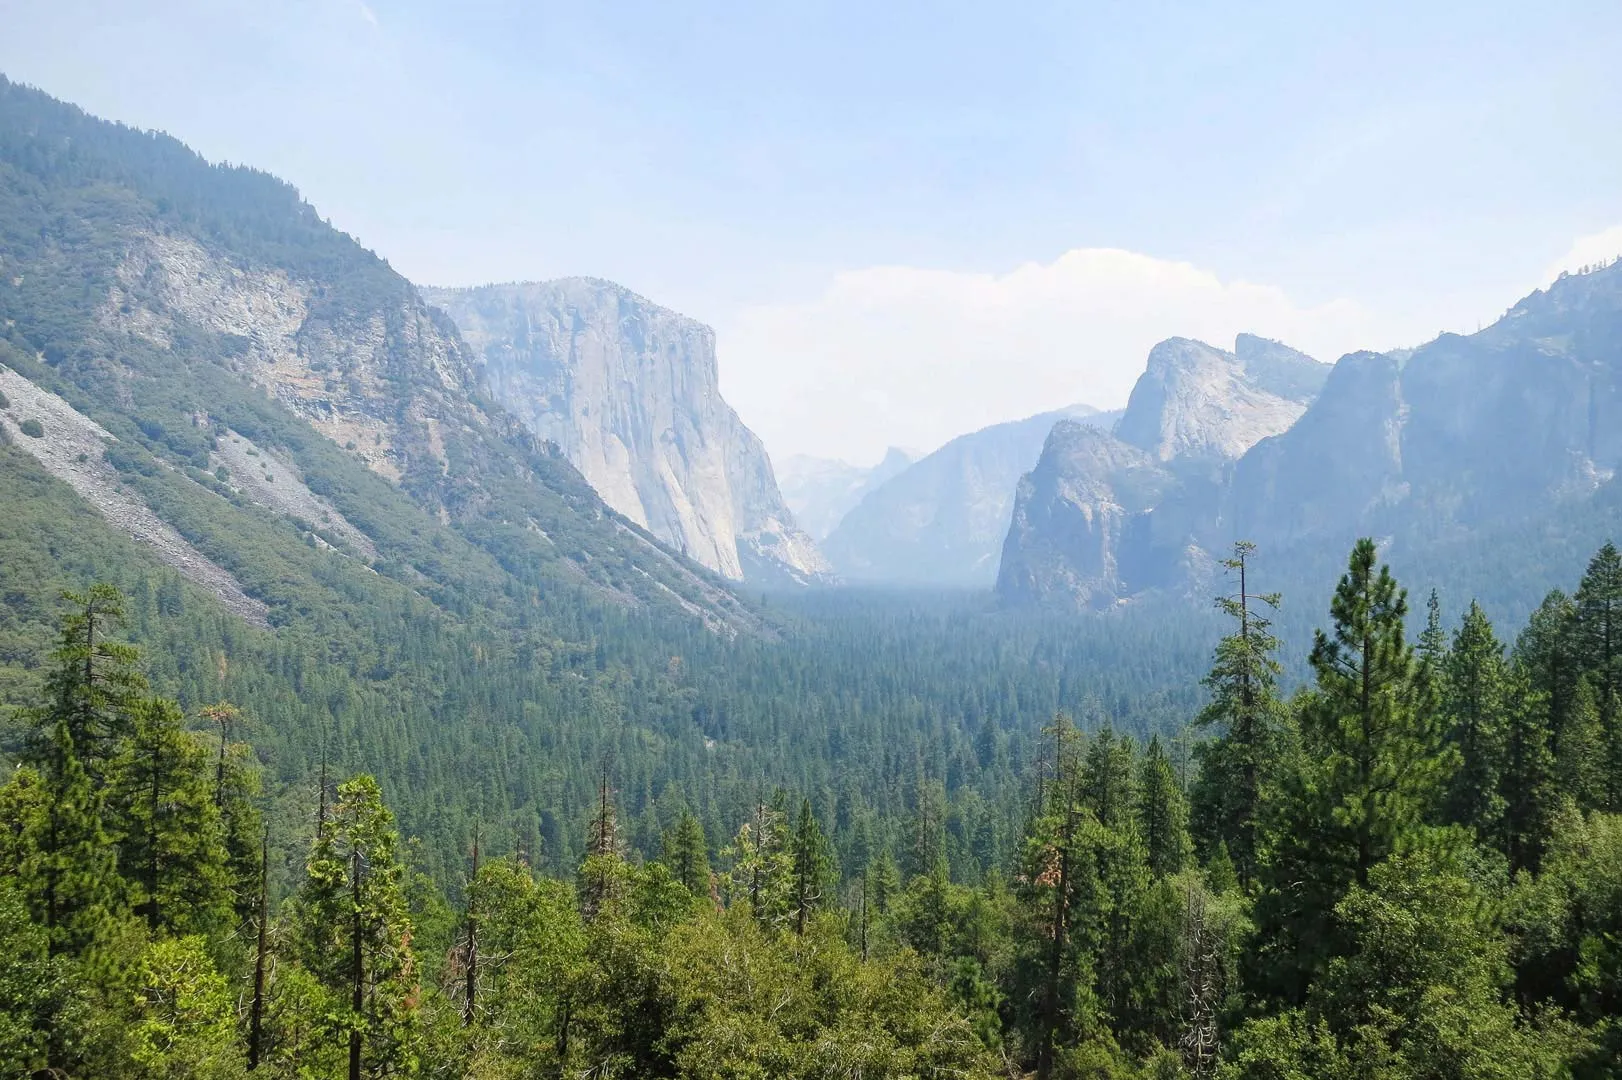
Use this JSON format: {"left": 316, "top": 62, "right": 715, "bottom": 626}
{"left": 1302, "top": 538, "right": 1448, "bottom": 889}
{"left": 108, "top": 697, "right": 233, "bottom": 937}
{"left": 292, "top": 775, "right": 420, "bottom": 1078}
{"left": 1574, "top": 541, "right": 1622, "bottom": 808}
{"left": 27, "top": 720, "right": 123, "bottom": 960}
{"left": 1515, "top": 590, "right": 1605, "bottom": 808}
{"left": 1439, "top": 601, "right": 1509, "bottom": 840}
{"left": 660, "top": 810, "right": 711, "bottom": 899}
{"left": 1251, "top": 539, "right": 1450, "bottom": 1006}
{"left": 1081, "top": 727, "right": 1136, "bottom": 833}
{"left": 1191, "top": 541, "right": 1285, "bottom": 886}
{"left": 30, "top": 585, "right": 147, "bottom": 782}
{"left": 790, "top": 799, "right": 834, "bottom": 935}
{"left": 1497, "top": 667, "right": 1559, "bottom": 874}
{"left": 725, "top": 795, "right": 792, "bottom": 926}
{"left": 1137, "top": 735, "right": 1191, "bottom": 879}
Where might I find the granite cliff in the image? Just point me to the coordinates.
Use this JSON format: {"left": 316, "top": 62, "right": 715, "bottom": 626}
{"left": 422, "top": 280, "right": 831, "bottom": 586}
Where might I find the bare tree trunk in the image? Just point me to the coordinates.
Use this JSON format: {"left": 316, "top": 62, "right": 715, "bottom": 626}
{"left": 248, "top": 826, "right": 269, "bottom": 1070}
{"left": 463, "top": 826, "right": 480, "bottom": 1027}
{"left": 349, "top": 849, "right": 363, "bottom": 1080}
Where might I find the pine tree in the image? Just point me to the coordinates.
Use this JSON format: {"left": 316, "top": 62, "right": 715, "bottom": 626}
{"left": 293, "top": 775, "right": 421, "bottom": 1079}
{"left": 660, "top": 810, "right": 710, "bottom": 898}
{"left": 29, "top": 719, "right": 123, "bottom": 960}
{"left": 580, "top": 768, "right": 624, "bottom": 920}
{"left": 1514, "top": 590, "right": 1604, "bottom": 808}
{"left": 1250, "top": 539, "right": 1450, "bottom": 1006}
{"left": 108, "top": 696, "right": 233, "bottom": 937}
{"left": 1081, "top": 727, "right": 1137, "bottom": 833}
{"left": 1302, "top": 538, "right": 1448, "bottom": 889}
{"left": 725, "top": 795, "right": 792, "bottom": 926}
{"left": 1191, "top": 541, "right": 1285, "bottom": 886}
{"left": 1573, "top": 541, "right": 1622, "bottom": 807}
{"left": 869, "top": 848, "right": 901, "bottom": 916}
{"left": 31, "top": 585, "right": 147, "bottom": 782}
{"left": 1439, "top": 602, "right": 1508, "bottom": 839}
{"left": 1137, "top": 735, "right": 1191, "bottom": 879}
{"left": 790, "top": 799, "right": 834, "bottom": 935}
{"left": 1497, "top": 667, "right": 1558, "bottom": 874}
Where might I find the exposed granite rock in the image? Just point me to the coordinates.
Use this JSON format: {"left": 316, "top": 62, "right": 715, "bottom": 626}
{"left": 422, "top": 279, "right": 831, "bottom": 585}
{"left": 1114, "top": 337, "right": 1322, "bottom": 463}
{"left": 994, "top": 421, "right": 1171, "bottom": 609}
{"left": 997, "top": 335, "right": 1325, "bottom": 608}
{"left": 824, "top": 406, "right": 1116, "bottom": 587}
{"left": 0, "top": 364, "right": 270, "bottom": 626}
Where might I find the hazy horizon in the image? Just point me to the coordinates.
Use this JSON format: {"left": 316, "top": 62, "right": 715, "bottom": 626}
{"left": 4, "top": 0, "right": 1620, "bottom": 461}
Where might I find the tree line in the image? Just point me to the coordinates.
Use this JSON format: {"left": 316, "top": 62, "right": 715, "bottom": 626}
{"left": 2, "top": 538, "right": 1621, "bottom": 1077}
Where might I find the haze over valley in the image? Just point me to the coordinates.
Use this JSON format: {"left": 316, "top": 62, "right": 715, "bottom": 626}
{"left": 1, "top": 5, "right": 1621, "bottom": 1077}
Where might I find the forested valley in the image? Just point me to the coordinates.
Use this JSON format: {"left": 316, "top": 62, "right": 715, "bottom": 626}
{"left": 3, "top": 537, "right": 1621, "bottom": 1078}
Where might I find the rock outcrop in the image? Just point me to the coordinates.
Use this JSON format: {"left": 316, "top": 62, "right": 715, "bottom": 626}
{"left": 824, "top": 406, "right": 1116, "bottom": 586}
{"left": 423, "top": 280, "right": 831, "bottom": 585}
{"left": 997, "top": 336, "right": 1327, "bottom": 608}
{"left": 1113, "top": 336, "right": 1323, "bottom": 463}
{"left": 994, "top": 421, "right": 1172, "bottom": 608}
{"left": 999, "top": 261, "right": 1622, "bottom": 611}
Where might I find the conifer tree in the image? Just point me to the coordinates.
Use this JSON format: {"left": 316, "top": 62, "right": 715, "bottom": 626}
{"left": 790, "top": 799, "right": 834, "bottom": 935}
{"left": 1439, "top": 601, "right": 1509, "bottom": 839}
{"left": 1302, "top": 538, "right": 1448, "bottom": 889}
{"left": 1250, "top": 539, "right": 1449, "bottom": 1006}
{"left": 661, "top": 810, "right": 710, "bottom": 898}
{"left": 725, "top": 794, "right": 792, "bottom": 925}
{"left": 1191, "top": 541, "right": 1285, "bottom": 886}
{"left": 32, "top": 585, "right": 147, "bottom": 782}
{"left": 1137, "top": 736, "right": 1191, "bottom": 879}
{"left": 108, "top": 696, "right": 233, "bottom": 937}
{"left": 1514, "top": 590, "right": 1605, "bottom": 808}
{"left": 1497, "top": 668, "right": 1558, "bottom": 874}
{"left": 1573, "top": 541, "right": 1622, "bottom": 807}
{"left": 293, "top": 775, "right": 420, "bottom": 1078}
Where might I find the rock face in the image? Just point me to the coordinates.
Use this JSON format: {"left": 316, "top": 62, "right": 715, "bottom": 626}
{"left": 997, "top": 336, "right": 1327, "bottom": 608}
{"left": 423, "top": 280, "right": 831, "bottom": 585}
{"left": 0, "top": 74, "right": 766, "bottom": 635}
{"left": 1114, "top": 336, "right": 1324, "bottom": 462}
{"left": 999, "top": 262, "right": 1622, "bottom": 610}
{"left": 995, "top": 421, "right": 1171, "bottom": 608}
{"left": 778, "top": 448, "right": 914, "bottom": 541}
{"left": 824, "top": 405, "right": 1116, "bottom": 586}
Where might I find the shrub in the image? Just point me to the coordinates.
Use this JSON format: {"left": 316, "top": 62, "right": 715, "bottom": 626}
{"left": 18, "top": 418, "right": 43, "bottom": 438}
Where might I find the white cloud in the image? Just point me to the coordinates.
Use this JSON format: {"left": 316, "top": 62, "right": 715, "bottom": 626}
{"left": 717, "top": 248, "right": 1407, "bottom": 463}
{"left": 1544, "top": 224, "right": 1622, "bottom": 282}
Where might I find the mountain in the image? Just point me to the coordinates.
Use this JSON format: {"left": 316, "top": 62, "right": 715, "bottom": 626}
{"left": 1113, "top": 335, "right": 1325, "bottom": 463}
{"left": 999, "top": 269, "right": 1622, "bottom": 613}
{"left": 420, "top": 280, "right": 830, "bottom": 586}
{"left": 997, "top": 336, "right": 1327, "bottom": 608}
{"left": 777, "top": 447, "right": 913, "bottom": 540}
{"left": 823, "top": 405, "right": 1117, "bottom": 586}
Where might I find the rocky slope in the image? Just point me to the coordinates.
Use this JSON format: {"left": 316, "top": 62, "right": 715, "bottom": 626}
{"left": 422, "top": 280, "right": 831, "bottom": 586}
{"left": 997, "top": 336, "right": 1326, "bottom": 608}
{"left": 824, "top": 405, "right": 1116, "bottom": 586}
{"left": 777, "top": 448, "right": 914, "bottom": 541}
{"left": 0, "top": 75, "right": 763, "bottom": 635}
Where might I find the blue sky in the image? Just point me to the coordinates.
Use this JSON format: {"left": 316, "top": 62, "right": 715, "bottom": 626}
{"left": 4, "top": 0, "right": 1622, "bottom": 461}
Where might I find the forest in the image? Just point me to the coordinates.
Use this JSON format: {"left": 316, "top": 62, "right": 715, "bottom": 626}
{"left": 2, "top": 537, "right": 1620, "bottom": 1078}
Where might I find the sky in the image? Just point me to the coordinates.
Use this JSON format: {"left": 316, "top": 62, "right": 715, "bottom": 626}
{"left": 3, "top": 0, "right": 1622, "bottom": 464}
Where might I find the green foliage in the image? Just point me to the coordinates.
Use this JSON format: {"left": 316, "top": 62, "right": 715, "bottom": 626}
{"left": 17, "top": 417, "right": 40, "bottom": 438}
{"left": 1192, "top": 541, "right": 1286, "bottom": 886}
